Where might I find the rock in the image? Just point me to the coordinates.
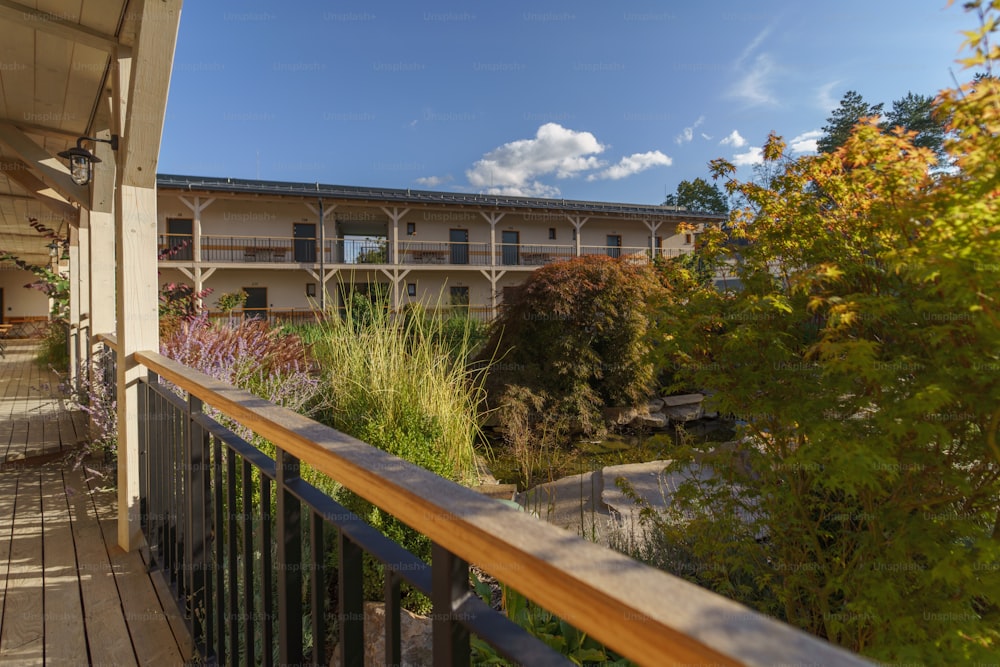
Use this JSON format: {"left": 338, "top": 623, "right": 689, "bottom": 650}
{"left": 472, "top": 483, "right": 518, "bottom": 500}
{"left": 330, "top": 602, "right": 432, "bottom": 667}
{"left": 664, "top": 403, "right": 704, "bottom": 423}
{"left": 602, "top": 406, "right": 641, "bottom": 425}
{"left": 661, "top": 393, "right": 704, "bottom": 407}
{"left": 647, "top": 398, "right": 665, "bottom": 413}
{"left": 631, "top": 412, "right": 667, "bottom": 429}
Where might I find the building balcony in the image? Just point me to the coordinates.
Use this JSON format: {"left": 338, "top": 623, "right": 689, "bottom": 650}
{"left": 159, "top": 234, "right": 691, "bottom": 268}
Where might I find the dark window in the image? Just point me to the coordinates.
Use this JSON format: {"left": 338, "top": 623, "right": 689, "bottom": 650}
{"left": 305, "top": 283, "right": 317, "bottom": 297}
{"left": 166, "top": 218, "right": 193, "bottom": 261}
{"left": 449, "top": 229, "right": 469, "bottom": 265}
{"left": 501, "top": 230, "right": 519, "bottom": 266}
{"left": 606, "top": 235, "right": 621, "bottom": 259}
{"left": 294, "top": 223, "right": 317, "bottom": 263}
{"left": 449, "top": 286, "right": 470, "bottom": 308}
{"left": 406, "top": 222, "right": 416, "bottom": 235}
{"left": 407, "top": 283, "right": 416, "bottom": 297}
{"left": 242, "top": 287, "right": 267, "bottom": 320}
{"left": 548, "top": 227, "right": 556, "bottom": 240}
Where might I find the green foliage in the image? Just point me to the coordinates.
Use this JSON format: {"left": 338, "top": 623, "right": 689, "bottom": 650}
{"left": 817, "top": 90, "right": 885, "bottom": 153}
{"left": 882, "top": 91, "right": 946, "bottom": 157}
{"left": 216, "top": 289, "right": 248, "bottom": 313}
{"left": 481, "top": 256, "right": 664, "bottom": 439}
{"left": 819, "top": 89, "right": 947, "bottom": 158}
{"left": 470, "top": 574, "right": 633, "bottom": 666}
{"left": 664, "top": 177, "right": 729, "bottom": 213}
{"left": 36, "top": 321, "right": 68, "bottom": 370}
{"left": 310, "top": 287, "right": 489, "bottom": 612}
{"left": 647, "top": 12, "right": 1000, "bottom": 663}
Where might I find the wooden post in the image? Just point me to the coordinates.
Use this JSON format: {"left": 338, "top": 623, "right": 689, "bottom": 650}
{"left": 89, "top": 130, "right": 116, "bottom": 344}
{"left": 113, "top": 0, "right": 183, "bottom": 551}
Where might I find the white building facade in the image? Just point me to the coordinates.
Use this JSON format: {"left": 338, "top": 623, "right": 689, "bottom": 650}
{"left": 156, "top": 174, "right": 725, "bottom": 321}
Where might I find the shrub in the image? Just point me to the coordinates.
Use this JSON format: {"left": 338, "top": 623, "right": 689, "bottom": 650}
{"left": 479, "top": 255, "right": 665, "bottom": 439}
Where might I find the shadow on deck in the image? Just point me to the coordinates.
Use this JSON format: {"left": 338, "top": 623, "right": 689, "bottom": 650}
{"left": 0, "top": 341, "right": 193, "bottom": 665}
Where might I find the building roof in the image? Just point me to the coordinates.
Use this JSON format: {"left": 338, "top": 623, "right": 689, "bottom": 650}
{"left": 157, "top": 174, "right": 727, "bottom": 221}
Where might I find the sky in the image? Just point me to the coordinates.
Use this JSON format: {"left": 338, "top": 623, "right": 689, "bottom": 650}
{"left": 158, "top": 1, "right": 975, "bottom": 206}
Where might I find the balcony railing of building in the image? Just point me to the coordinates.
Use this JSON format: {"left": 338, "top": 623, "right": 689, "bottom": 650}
{"left": 101, "top": 338, "right": 873, "bottom": 667}
{"left": 159, "top": 234, "right": 690, "bottom": 268}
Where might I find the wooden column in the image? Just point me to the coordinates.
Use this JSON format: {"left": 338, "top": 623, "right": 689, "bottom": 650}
{"left": 88, "top": 130, "right": 117, "bottom": 402}
{"left": 68, "top": 223, "right": 86, "bottom": 390}
{"left": 113, "top": 0, "right": 183, "bottom": 551}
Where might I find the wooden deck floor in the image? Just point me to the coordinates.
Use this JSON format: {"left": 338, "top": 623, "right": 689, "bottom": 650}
{"left": 0, "top": 342, "right": 193, "bottom": 665}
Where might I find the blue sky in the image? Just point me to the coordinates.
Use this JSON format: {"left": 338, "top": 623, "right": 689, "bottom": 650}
{"left": 159, "top": 1, "right": 973, "bottom": 205}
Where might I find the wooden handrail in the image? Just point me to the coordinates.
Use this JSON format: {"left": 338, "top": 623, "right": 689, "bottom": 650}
{"left": 133, "top": 349, "right": 872, "bottom": 667}
{"left": 94, "top": 332, "right": 118, "bottom": 351}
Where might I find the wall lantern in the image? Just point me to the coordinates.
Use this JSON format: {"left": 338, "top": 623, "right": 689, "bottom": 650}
{"left": 57, "top": 135, "right": 119, "bottom": 186}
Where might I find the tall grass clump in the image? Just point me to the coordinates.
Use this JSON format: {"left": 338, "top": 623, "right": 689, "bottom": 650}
{"left": 312, "top": 292, "right": 486, "bottom": 485}
{"left": 310, "top": 290, "right": 491, "bottom": 611}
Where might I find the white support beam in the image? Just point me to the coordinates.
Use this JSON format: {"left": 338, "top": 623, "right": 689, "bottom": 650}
{"left": 306, "top": 201, "right": 336, "bottom": 309}
{"left": 0, "top": 159, "right": 80, "bottom": 224}
{"left": 0, "top": 122, "right": 89, "bottom": 207}
{"left": 381, "top": 207, "right": 410, "bottom": 266}
{"left": 0, "top": 0, "right": 118, "bottom": 52}
{"left": 643, "top": 219, "right": 663, "bottom": 255}
{"left": 179, "top": 195, "right": 215, "bottom": 269}
{"left": 113, "top": 0, "right": 183, "bottom": 552}
{"left": 567, "top": 215, "right": 589, "bottom": 256}
{"left": 479, "top": 268, "right": 505, "bottom": 317}
{"left": 480, "top": 212, "right": 505, "bottom": 266}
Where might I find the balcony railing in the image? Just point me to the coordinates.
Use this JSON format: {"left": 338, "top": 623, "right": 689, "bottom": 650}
{"left": 119, "top": 344, "right": 873, "bottom": 666}
{"left": 158, "top": 234, "right": 690, "bottom": 268}
{"left": 580, "top": 245, "right": 687, "bottom": 264}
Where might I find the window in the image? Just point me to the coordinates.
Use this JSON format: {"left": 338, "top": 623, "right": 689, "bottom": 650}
{"left": 305, "top": 283, "right": 317, "bottom": 297}
{"left": 606, "top": 234, "right": 622, "bottom": 259}
{"left": 407, "top": 283, "right": 416, "bottom": 297}
{"left": 406, "top": 222, "right": 416, "bottom": 236}
{"left": 572, "top": 228, "right": 577, "bottom": 241}
{"left": 685, "top": 233, "right": 693, "bottom": 245}
{"left": 548, "top": 227, "right": 556, "bottom": 240}
{"left": 449, "top": 286, "right": 470, "bottom": 308}
{"left": 166, "top": 218, "right": 193, "bottom": 261}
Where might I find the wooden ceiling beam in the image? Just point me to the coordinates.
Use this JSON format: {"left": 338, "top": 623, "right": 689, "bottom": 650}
{"left": 0, "top": 0, "right": 118, "bottom": 52}
{"left": 0, "top": 122, "right": 89, "bottom": 208}
{"left": 0, "top": 159, "right": 80, "bottom": 225}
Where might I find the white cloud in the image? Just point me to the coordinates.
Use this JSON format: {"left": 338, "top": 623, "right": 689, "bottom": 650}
{"left": 816, "top": 81, "right": 841, "bottom": 112}
{"left": 675, "top": 115, "right": 705, "bottom": 145}
{"left": 730, "top": 53, "right": 778, "bottom": 106}
{"left": 588, "top": 151, "right": 672, "bottom": 181}
{"left": 700, "top": 133, "right": 713, "bottom": 141}
{"left": 732, "top": 146, "right": 764, "bottom": 166}
{"left": 466, "top": 123, "right": 606, "bottom": 196}
{"left": 720, "top": 130, "right": 747, "bottom": 148}
{"left": 414, "top": 175, "right": 452, "bottom": 187}
{"left": 789, "top": 130, "right": 822, "bottom": 154}
{"left": 735, "top": 26, "right": 772, "bottom": 68}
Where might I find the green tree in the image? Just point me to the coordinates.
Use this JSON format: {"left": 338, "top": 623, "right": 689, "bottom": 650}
{"left": 480, "top": 255, "right": 664, "bottom": 437}
{"left": 664, "top": 177, "right": 729, "bottom": 213}
{"left": 817, "top": 90, "right": 884, "bottom": 153}
{"left": 882, "top": 91, "right": 946, "bottom": 157}
{"left": 647, "top": 11, "right": 1000, "bottom": 663}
